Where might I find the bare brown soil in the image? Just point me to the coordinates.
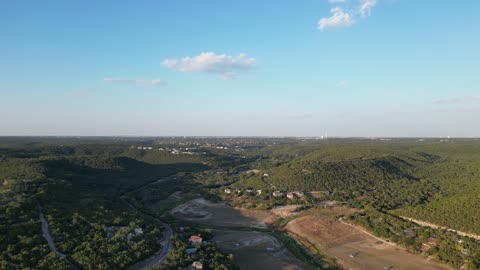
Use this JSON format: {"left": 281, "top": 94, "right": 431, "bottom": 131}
{"left": 284, "top": 208, "right": 453, "bottom": 270}
{"left": 271, "top": 205, "right": 303, "bottom": 218}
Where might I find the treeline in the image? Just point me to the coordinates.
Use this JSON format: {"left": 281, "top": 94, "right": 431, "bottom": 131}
{"left": 349, "top": 207, "right": 480, "bottom": 270}
{"left": 395, "top": 186, "right": 480, "bottom": 235}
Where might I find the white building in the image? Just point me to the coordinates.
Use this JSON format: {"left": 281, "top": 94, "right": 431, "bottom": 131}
{"left": 272, "top": 191, "right": 283, "bottom": 197}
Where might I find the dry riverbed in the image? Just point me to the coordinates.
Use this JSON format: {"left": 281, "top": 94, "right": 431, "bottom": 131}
{"left": 214, "top": 230, "right": 317, "bottom": 270}
{"left": 172, "top": 199, "right": 315, "bottom": 270}
{"left": 172, "top": 199, "right": 454, "bottom": 270}
{"left": 170, "top": 198, "right": 276, "bottom": 228}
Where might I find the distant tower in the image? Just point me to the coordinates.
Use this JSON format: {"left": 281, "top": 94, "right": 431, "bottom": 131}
{"left": 325, "top": 132, "right": 328, "bottom": 139}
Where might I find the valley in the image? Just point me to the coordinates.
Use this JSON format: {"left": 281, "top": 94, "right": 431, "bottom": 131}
{"left": 1, "top": 137, "right": 480, "bottom": 269}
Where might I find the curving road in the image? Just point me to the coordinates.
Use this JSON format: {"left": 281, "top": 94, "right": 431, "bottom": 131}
{"left": 38, "top": 205, "right": 78, "bottom": 270}
{"left": 122, "top": 196, "right": 173, "bottom": 270}
{"left": 40, "top": 199, "right": 172, "bottom": 270}
{"left": 126, "top": 221, "right": 173, "bottom": 270}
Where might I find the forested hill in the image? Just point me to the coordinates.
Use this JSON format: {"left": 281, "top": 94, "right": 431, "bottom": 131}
{"left": 263, "top": 154, "right": 437, "bottom": 209}
{"left": 234, "top": 140, "right": 480, "bottom": 234}
{"left": 0, "top": 141, "right": 211, "bottom": 269}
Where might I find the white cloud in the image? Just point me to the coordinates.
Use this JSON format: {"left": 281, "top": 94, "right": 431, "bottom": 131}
{"left": 337, "top": 80, "right": 349, "bottom": 87}
{"left": 161, "top": 52, "right": 256, "bottom": 79}
{"left": 359, "top": 0, "right": 377, "bottom": 17}
{"left": 318, "top": 7, "right": 354, "bottom": 31}
{"left": 319, "top": 0, "right": 379, "bottom": 31}
{"left": 102, "top": 78, "right": 166, "bottom": 86}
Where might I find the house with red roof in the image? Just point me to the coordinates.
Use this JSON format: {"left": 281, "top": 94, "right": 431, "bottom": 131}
{"left": 189, "top": 235, "right": 203, "bottom": 244}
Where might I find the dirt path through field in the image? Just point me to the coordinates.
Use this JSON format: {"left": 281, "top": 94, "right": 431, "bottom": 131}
{"left": 400, "top": 216, "right": 480, "bottom": 240}
{"left": 285, "top": 211, "right": 453, "bottom": 270}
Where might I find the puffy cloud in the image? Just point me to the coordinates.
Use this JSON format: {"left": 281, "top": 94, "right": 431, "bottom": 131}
{"left": 319, "top": 0, "right": 378, "bottom": 31}
{"left": 102, "top": 78, "right": 166, "bottom": 86}
{"left": 161, "top": 52, "right": 256, "bottom": 79}
{"left": 359, "top": 0, "right": 377, "bottom": 17}
{"left": 318, "top": 7, "right": 354, "bottom": 31}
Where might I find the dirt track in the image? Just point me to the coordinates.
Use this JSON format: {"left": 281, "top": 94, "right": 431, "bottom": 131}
{"left": 400, "top": 216, "right": 480, "bottom": 240}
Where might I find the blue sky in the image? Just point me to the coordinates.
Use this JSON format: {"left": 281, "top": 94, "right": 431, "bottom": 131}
{"left": 1, "top": 0, "right": 479, "bottom": 137}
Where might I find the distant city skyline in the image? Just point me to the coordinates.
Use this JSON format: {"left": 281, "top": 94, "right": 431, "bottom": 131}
{"left": 1, "top": 1, "right": 479, "bottom": 137}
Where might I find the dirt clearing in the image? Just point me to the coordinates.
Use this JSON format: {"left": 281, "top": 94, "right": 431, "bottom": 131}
{"left": 271, "top": 205, "right": 303, "bottom": 218}
{"left": 285, "top": 208, "right": 453, "bottom": 270}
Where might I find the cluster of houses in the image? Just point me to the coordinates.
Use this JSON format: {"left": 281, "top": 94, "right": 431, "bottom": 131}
{"left": 184, "top": 236, "right": 203, "bottom": 256}
{"left": 224, "top": 188, "right": 262, "bottom": 195}
{"left": 137, "top": 146, "right": 153, "bottom": 150}
{"left": 183, "top": 235, "right": 205, "bottom": 269}
{"left": 127, "top": 227, "right": 144, "bottom": 240}
{"left": 105, "top": 226, "right": 144, "bottom": 241}
{"left": 273, "top": 191, "right": 305, "bottom": 200}
{"left": 287, "top": 191, "right": 305, "bottom": 200}
{"left": 133, "top": 145, "right": 203, "bottom": 155}
{"left": 133, "top": 140, "right": 254, "bottom": 155}
{"left": 224, "top": 188, "right": 305, "bottom": 200}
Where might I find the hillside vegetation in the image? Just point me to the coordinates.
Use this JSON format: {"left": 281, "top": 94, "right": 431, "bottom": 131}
{"left": 0, "top": 141, "right": 210, "bottom": 269}
{"left": 235, "top": 140, "right": 480, "bottom": 233}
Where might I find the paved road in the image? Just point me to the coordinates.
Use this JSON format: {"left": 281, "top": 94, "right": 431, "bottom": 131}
{"left": 122, "top": 195, "right": 174, "bottom": 270}
{"left": 38, "top": 175, "right": 175, "bottom": 270}
{"left": 38, "top": 205, "right": 78, "bottom": 269}
{"left": 126, "top": 221, "right": 173, "bottom": 270}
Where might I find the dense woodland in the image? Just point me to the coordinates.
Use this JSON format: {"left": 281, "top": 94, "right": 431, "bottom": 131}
{"left": 235, "top": 141, "right": 480, "bottom": 223}
{"left": 0, "top": 139, "right": 216, "bottom": 269}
